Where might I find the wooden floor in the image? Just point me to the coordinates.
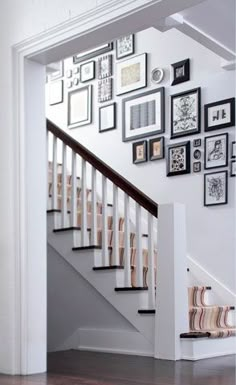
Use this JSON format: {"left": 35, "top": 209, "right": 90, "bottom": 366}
{"left": 0, "top": 350, "right": 235, "bottom": 385}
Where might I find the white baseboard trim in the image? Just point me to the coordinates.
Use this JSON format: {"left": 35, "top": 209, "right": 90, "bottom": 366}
{"left": 182, "top": 350, "right": 236, "bottom": 361}
{"left": 78, "top": 328, "right": 154, "bottom": 357}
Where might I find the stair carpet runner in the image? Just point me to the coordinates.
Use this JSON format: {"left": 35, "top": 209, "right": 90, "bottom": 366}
{"left": 186, "top": 286, "right": 236, "bottom": 338}
{"left": 48, "top": 165, "right": 157, "bottom": 288}
{"left": 48, "top": 163, "right": 235, "bottom": 338}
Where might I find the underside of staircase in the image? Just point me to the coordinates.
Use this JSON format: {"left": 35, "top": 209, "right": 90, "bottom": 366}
{"left": 47, "top": 119, "right": 236, "bottom": 360}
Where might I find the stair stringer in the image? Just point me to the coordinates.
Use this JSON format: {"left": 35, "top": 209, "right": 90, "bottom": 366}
{"left": 47, "top": 214, "right": 155, "bottom": 346}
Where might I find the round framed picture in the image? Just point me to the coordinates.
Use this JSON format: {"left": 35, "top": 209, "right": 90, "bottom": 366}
{"left": 193, "top": 149, "right": 201, "bottom": 160}
{"left": 151, "top": 68, "right": 164, "bottom": 84}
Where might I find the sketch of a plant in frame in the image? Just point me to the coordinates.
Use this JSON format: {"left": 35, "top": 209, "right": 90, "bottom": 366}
{"left": 207, "top": 175, "right": 224, "bottom": 201}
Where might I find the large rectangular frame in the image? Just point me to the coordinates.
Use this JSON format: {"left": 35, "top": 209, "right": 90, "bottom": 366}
{"left": 68, "top": 85, "right": 92, "bottom": 128}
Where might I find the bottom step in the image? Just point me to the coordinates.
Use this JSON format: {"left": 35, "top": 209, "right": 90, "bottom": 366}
{"left": 181, "top": 335, "right": 236, "bottom": 361}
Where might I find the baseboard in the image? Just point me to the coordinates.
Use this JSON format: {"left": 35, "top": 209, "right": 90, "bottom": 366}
{"left": 78, "top": 328, "right": 154, "bottom": 357}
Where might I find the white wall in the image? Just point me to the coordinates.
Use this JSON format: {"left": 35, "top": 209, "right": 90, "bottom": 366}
{"left": 46, "top": 27, "right": 236, "bottom": 293}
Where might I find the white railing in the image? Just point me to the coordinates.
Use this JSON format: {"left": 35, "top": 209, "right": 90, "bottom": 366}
{"left": 48, "top": 126, "right": 158, "bottom": 308}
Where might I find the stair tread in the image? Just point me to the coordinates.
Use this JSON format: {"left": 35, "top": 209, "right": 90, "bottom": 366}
{"left": 138, "top": 309, "right": 156, "bottom": 314}
{"left": 93, "top": 266, "right": 124, "bottom": 271}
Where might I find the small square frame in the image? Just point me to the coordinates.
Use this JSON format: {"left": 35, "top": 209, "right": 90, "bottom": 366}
{"left": 116, "top": 34, "right": 134, "bottom": 60}
{"left": 204, "top": 98, "right": 235, "bottom": 132}
{"left": 167, "top": 141, "right": 191, "bottom": 177}
{"left": 193, "top": 138, "right": 202, "bottom": 147}
{"left": 149, "top": 137, "right": 165, "bottom": 161}
{"left": 133, "top": 140, "right": 147, "bottom": 164}
{"left": 171, "top": 58, "right": 190, "bottom": 86}
{"left": 80, "top": 61, "right": 95, "bottom": 83}
{"left": 193, "top": 162, "right": 201, "bottom": 173}
{"left": 204, "top": 133, "right": 228, "bottom": 170}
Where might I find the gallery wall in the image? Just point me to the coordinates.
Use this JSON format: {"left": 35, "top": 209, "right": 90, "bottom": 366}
{"left": 46, "top": 27, "right": 236, "bottom": 292}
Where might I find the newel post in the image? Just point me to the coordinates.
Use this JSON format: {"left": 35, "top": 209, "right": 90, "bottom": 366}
{"left": 154, "top": 203, "right": 189, "bottom": 360}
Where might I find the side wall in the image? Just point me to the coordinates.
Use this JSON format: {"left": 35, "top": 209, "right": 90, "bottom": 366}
{"left": 46, "top": 27, "right": 236, "bottom": 292}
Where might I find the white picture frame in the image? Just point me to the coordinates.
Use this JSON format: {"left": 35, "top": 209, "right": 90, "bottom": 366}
{"left": 98, "top": 55, "right": 112, "bottom": 79}
{"left": 80, "top": 61, "right": 95, "bottom": 83}
{"left": 99, "top": 103, "right": 116, "bottom": 133}
{"left": 98, "top": 78, "right": 112, "bottom": 103}
{"left": 116, "top": 34, "right": 134, "bottom": 60}
{"left": 49, "top": 80, "right": 64, "bottom": 106}
{"left": 68, "top": 85, "right": 92, "bottom": 128}
{"left": 116, "top": 53, "right": 147, "bottom": 96}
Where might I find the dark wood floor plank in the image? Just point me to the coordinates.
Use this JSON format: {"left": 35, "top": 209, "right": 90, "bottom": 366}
{"left": 0, "top": 350, "right": 235, "bottom": 385}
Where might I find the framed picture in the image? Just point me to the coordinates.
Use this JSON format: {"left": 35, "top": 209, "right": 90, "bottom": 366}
{"left": 204, "top": 133, "right": 228, "bottom": 170}
{"left": 133, "top": 140, "right": 147, "bottom": 164}
{"left": 167, "top": 141, "right": 191, "bottom": 177}
{"left": 49, "top": 80, "right": 64, "bottom": 106}
{"left": 98, "top": 78, "right": 112, "bottom": 103}
{"left": 116, "top": 34, "right": 134, "bottom": 60}
{"left": 68, "top": 85, "right": 92, "bottom": 128}
{"left": 193, "top": 138, "right": 201, "bottom": 147}
{"left": 149, "top": 137, "right": 165, "bottom": 161}
{"left": 193, "top": 149, "right": 201, "bottom": 160}
{"left": 73, "top": 42, "right": 113, "bottom": 64}
{"left": 171, "top": 58, "right": 190, "bottom": 86}
{"left": 231, "top": 141, "right": 236, "bottom": 158}
{"left": 48, "top": 61, "right": 64, "bottom": 81}
{"left": 204, "top": 98, "right": 235, "bottom": 132}
{"left": 151, "top": 68, "right": 164, "bottom": 84}
{"left": 98, "top": 55, "right": 112, "bottom": 79}
{"left": 80, "top": 61, "right": 95, "bottom": 83}
{"left": 193, "top": 162, "right": 201, "bottom": 173}
{"left": 204, "top": 171, "right": 228, "bottom": 206}
{"left": 171, "top": 88, "right": 201, "bottom": 139}
{"left": 230, "top": 160, "right": 236, "bottom": 177}
{"left": 66, "top": 69, "right": 73, "bottom": 78}
{"left": 116, "top": 53, "right": 147, "bottom": 96}
{"left": 99, "top": 103, "right": 116, "bottom": 133}
{"left": 122, "top": 87, "right": 165, "bottom": 142}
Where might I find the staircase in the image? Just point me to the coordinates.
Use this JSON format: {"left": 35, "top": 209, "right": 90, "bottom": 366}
{"left": 47, "top": 119, "right": 236, "bottom": 360}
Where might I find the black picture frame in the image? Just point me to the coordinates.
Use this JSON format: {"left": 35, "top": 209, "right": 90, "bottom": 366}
{"left": 167, "top": 141, "right": 191, "bottom": 177}
{"left": 204, "top": 171, "right": 228, "bottom": 207}
{"left": 193, "top": 149, "right": 201, "bottom": 160}
{"left": 80, "top": 60, "right": 95, "bottom": 83}
{"left": 230, "top": 160, "right": 236, "bottom": 177}
{"left": 116, "top": 34, "right": 134, "bottom": 60}
{"left": 193, "top": 138, "right": 201, "bottom": 147}
{"left": 171, "top": 87, "right": 201, "bottom": 139}
{"left": 193, "top": 162, "right": 201, "bottom": 173}
{"left": 133, "top": 140, "right": 148, "bottom": 164}
{"left": 149, "top": 137, "right": 165, "bottom": 161}
{"left": 204, "top": 133, "right": 228, "bottom": 170}
{"left": 122, "top": 87, "right": 165, "bottom": 142}
{"left": 231, "top": 141, "right": 236, "bottom": 158}
{"left": 99, "top": 103, "right": 116, "bottom": 133}
{"left": 73, "top": 42, "right": 113, "bottom": 64}
{"left": 171, "top": 58, "right": 190, "bottom": 86}
{"left": 204, "top": 98, "right": 235, "bottom": 132}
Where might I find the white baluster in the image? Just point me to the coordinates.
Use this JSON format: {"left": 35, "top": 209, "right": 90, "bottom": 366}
{"left": 81, "top": 159, "right": 88, "bottom": 246}
{"left": 124, "top": 194, "right": 131, "bottom": 287}
{"left": 102, "top": 175, "right": 109, "bottom": 266}
{"left": 91, "top": 167, "right": 97, "bottom": 245}
{"left": 113, "top": 185, "right": 119, "bottom": 266}
{"left": 61, "top": 142, "right": 67, "bottom": 227}
{"left": 136, "top": 203, "right": 143, "bottom": 287}
{"left": 71, "top": 151, "right": 77, "bottom": 227}
{"left": 52, "top": 135, "right": 58, "bottom": 210}
{"left": 148, "top": 213, "right": 155, "bottom": 308}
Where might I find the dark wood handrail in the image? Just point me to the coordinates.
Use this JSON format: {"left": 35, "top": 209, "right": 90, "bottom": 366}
{"left": 47, "top": 119, "right": 158, "bottom": 217}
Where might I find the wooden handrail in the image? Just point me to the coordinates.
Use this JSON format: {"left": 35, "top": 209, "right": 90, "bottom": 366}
{"left": 47, "top": 119, "right": 158, "bottom": 217}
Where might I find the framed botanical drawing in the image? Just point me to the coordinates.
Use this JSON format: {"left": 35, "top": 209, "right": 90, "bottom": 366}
{"left": 167, "top": 141, "right": 191, "bottom": 177}
{"left": 116, "top": 53, "right": 147, "bottom": 95}
{"left": 171, "top": 88, "right": 201, "bottom": 139}
{"left": 73, "top": 42, "right": 113, "bottom": 64}
{"left": 133, "top": 140, "right": 147, "bottom": 164}
{"left": 49, "top": 80, "right": 64, "bottom": 106}
{"left": 68, "top": 85, "right": 92, "bottom": 128}
{"left": 204, "top": 171, "right": 228, "bottom": 206}
{"left": 48, "top": 61, "right": 64, "bottom": 81}
{"left": 116, "top": 34, "right": 134, "bottom": 60}
{"left": 231, "top": 141, "right": 236, "bottom": 158}
{"left": 149, "top": 137, "right": 165, "bottom": 161}
{"left": 171, "top": 58, "right": 190, "bottom": 86}
{"left": 98, "top": 55, "right": 112, "bottom": 79}
{"left": 204, "top": 98, "right": 235, "bottom": 132}
{"left": 99, "top": 103, "right": 116, "bottom": 133}
{"left": 230, "top": 160, "right": 236, "bottom": 177}
{"left": 80, "top": 61, "right": 95, "bottom": 83}
{"left": 122, "top": 87, "right": 165, "bottom": 142}
{"left": 193, "top": 161, "right": 201, "bottom": 173}
{"left": 98, "top": 78, "right": 112, "bottom": 103}
{"left": 204, "top": 133, "right": 228, "bottom": 170}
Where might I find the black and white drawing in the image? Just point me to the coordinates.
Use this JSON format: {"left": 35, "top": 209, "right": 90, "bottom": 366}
{"left": 171, "top": 58, "right": 190, "bottom": 86}
{"left": 116, "top": 34, "right": 134, "bottom": 60}
{"left": 171, "top": 88, "right": 201, "bottom": 139}
{"left": 205, "top": 98, "right": 235, "bottom": 132}
{"left": 204, "top": 171, "right": 228, "bottom": 206}
{"left": 80, "top": 61, "right": 95, "bottom": 83}
{"left": 193, "top": 138, "right": 201, "bottom": 147}
{"left": 167, "top": 141, "right": 191, "bottom": 177}
{"left": 193, "top": 149, "right": 201, "bottom": 160}
{"left": 204, "top": 133, "right": 228, "bottom": 170}
{"left": 98, "top": 55, "right": 112, "bottom": 79}
{"left": 98, "top": 78, "right": 112, "bottom": 103}
{"left": 193, "top": 162, "right": 201, "bottom": 173}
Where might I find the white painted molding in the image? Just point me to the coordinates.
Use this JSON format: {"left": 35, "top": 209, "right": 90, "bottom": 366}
{"left": 221, "top": 59, "right": 236, "bottom": 71}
